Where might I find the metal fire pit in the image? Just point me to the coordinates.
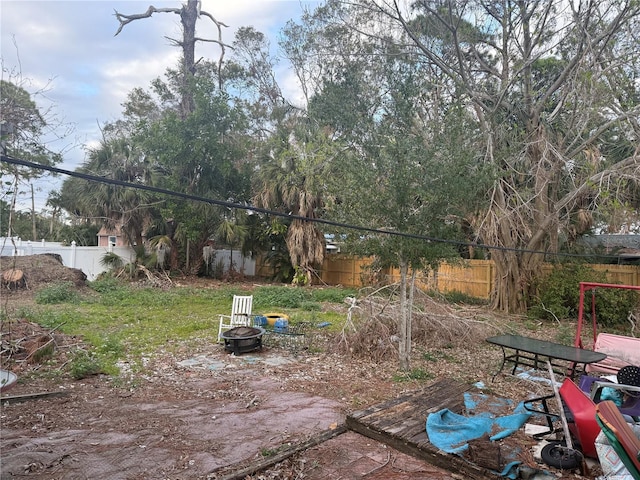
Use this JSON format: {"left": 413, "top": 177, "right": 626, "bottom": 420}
{"left": 0, "top": 369, "right": 17, "bottom": 393}
{"left": 221, "top": 326, "right": 265, "bottom": 355}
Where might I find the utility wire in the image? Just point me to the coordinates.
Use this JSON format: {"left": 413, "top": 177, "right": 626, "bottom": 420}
{"left": 0, "top": 154, "right": 621, "bottom": 260}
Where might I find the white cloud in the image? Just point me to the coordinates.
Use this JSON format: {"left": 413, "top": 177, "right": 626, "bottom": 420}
{"left": 278, "top": 66, "right": 306, "bottom": 108}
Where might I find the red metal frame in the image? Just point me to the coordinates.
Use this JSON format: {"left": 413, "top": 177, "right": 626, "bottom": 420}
{"left": 574, "top": 282, "right": 640, "bottom": 350}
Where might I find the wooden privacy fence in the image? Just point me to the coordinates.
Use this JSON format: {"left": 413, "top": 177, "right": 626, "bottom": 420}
{"left": 315, "top": 257, "right": 496, "bottom": 298}
{"left": 539, "top": 263, "right": 640, "bottom": 289}
{"left": 254, "top": 254, "right": 640, "bottom": 298}
{"left": 312, "top": 256, "right": 640, "bottom": 299}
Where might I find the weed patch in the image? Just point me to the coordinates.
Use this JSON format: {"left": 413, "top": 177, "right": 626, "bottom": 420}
{"left": 253, "top": 286, "right": 308, "bottom": 309}
{"left": 70, "top": 351, "right": 105, "bottom": 379}
{"left": 310, "top": 287, "right": 356, "bottom": 303}
{"left": 393, "top": 368, "right": 434, "bottom": 382}
{"left": 35, "top": 282, "right": 79, "bottom": 304}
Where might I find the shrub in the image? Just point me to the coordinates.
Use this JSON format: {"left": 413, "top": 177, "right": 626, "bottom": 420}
{"left": 100, "top": 252, "right": 124, "bottom": 270}
{"left": 90, "top": 276, "right": 125, "bottom": 293}
{"left": 441, "top": 290, "right": 488, "bottom": 305}
{"left": 69, "top": 351, "right": 104, "bottom": 379}
{"left": 530, "top": 264, "right": 639, "bottom": 327}
{"left": 35, "top": 282, "right": 78, "bottom": 304}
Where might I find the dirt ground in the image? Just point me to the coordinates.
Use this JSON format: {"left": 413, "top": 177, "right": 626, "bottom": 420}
{"left": 0, "top": 256, "right": 597, "bottom": 479}
{"left": 1, "top": 344, "right": 463, "bottom": 480}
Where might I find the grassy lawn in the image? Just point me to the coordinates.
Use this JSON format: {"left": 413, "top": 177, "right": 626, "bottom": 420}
{"left": 13, "top": 278, "right": 356, "bottom": 378}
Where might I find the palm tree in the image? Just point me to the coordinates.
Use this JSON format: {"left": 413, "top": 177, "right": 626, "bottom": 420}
{"left": 255, "top": 126, "right": 330, "bottom": 285}
{"left": 148, "top": 234, "right": 173, "bottom": 270}
{"left": 215, "top": 213, "right": 249, "bottom": 274}
{"left": 59, "top": 134, "right": 159, "bottom": 248}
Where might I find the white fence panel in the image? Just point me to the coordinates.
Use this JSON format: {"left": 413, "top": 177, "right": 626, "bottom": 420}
{"left": 208, "top": 249, "right": 256, "bottom": 276}
{"left": 0, "top": 237, "right": 135, "bottom": 281}
{"left": 1, "top": 238, "right": 255, "bottom": 280}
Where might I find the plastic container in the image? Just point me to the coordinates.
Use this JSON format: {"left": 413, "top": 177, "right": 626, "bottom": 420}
{"left": 253, "top": 315, "right": 267, "bottom": 327}
{"left": 274, "top": 318, "right": 289, "bottom": 333}
{"left": 264, "top": 313, "right": 289, "bottom": 326}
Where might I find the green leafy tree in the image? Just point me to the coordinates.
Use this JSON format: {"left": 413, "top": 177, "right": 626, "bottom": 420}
{"left": 56, "top": 222, "right": 100, "bottom": 246}
{"left": 334, "top": 82, "right": 483, "bottom": 370}
{"left": 224, "top": 27, "right": 289, "bottom": 136}
{"left": 223, "top": 23, "right": 339, "bottom": 285}
{"left": 1, "top": 77, "right": 66, "bottom": 239}
{"left": 134, "top": 72, "right": 252, "bottom": 271}
{"left": 281, "top": 4, "right": 494, "bottom": 368}
{"left": 254, "top": 122, "right": 335, "bottom": 285}
{"left": 0, "top": 79, "right": 62, "bottom": 168}
{"left": 315, "top": 0, "right": 640, "bottom": 313}
{"left": 58, "top": 133, "right": 159, "bottom": 247}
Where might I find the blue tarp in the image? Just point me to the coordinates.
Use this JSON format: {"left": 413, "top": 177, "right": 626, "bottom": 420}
{"left": 426, "top": 406, "right": 530, "bottom": 453}
{"left": 426, "top": 393, "right": 532, "bottom": 478}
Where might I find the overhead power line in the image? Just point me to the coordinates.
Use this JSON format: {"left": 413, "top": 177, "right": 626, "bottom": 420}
{"left": 0, "top": 154, "right": 621, "bottom": 260}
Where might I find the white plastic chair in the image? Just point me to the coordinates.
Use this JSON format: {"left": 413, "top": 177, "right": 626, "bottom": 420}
{"left": 218, "top": 295, "right": 253, "bottom": 341}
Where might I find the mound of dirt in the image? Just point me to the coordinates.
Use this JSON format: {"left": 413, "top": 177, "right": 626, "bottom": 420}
{"left": 0, "top": 256, "right": 87, "bottom": 377}
{"left": 1, "top": 254, "right": 87, "bottom": 292}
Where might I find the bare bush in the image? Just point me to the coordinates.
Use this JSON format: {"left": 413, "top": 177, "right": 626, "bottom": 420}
{"left": 332, "top": 287, "right": 494, "bottom": 362}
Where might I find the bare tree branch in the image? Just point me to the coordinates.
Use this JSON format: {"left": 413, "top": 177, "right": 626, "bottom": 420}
{"left": 113, "top": 1, "right": 231, "bottom": 112}
{"left": 114, "top": 6, "right": 179, "bottom": 36}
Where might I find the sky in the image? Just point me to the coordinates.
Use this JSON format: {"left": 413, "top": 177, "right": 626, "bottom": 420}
{"left": 1, "top": 0, "right": 318, "bottom": 212}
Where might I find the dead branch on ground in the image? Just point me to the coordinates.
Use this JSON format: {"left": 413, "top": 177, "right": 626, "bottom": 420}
{"left": 333, "top": 288, "right": 496, "bottom": 361}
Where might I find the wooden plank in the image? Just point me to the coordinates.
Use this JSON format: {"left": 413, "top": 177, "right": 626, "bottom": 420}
{"left": 351, "top": 378, "right": 462, "bottom": 416}
{"left": 346, "top": 378, "right": 501, "bottom": 479}
{"left": 354, "top": 378, "right": 468, "bottom": 435}
{"left": 377, "top": 406, "right": 425, "bottom": 429}
{"left": 388, "top": 416, "right": 429, "bottom": 438}
{"left": 0, "top": 391, "right": 68, "bottom": 403}
{"left": 348, "top": 402, "right": 394, "bottom": 420}
{"left": 349, "top": 390, "right": 421, "bottom": 420}
{"left": 386, "top": 419, "right": 422, "bottom": 436}
{"left": 347, "top": 419, "right": 495, "bottom": 479}
{"left": 359, "top": 400, "right": 415, "bottom": 426}
{"left": 410, "top": 431, "right": 430, "bottom": 445}
{"left": 213, "top": 424, "right": 347, "bottom": 480}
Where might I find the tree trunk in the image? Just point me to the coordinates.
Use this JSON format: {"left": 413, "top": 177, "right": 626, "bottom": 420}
{"left": 488, "top": 126, "right": 557, "bottom": 313}
{"left": 2, "top": 269, "right": 26, "bottom": 289}
{"left": 398, "top": 261, "right": 411, "bottom": 371}
{"left": 490, "top": 250, "right": 526, "bottom": 312}
{"left": 31, "top": 183, "right": 37, "bottom": 241}
{"left": 49, "top": 206, "right": 59, "bottom": 236}
{"left": 409, "top": 267, "right": 416, "bottom": 355}
{"left": 179, "top": 0, "right": 198, "bottom": 116}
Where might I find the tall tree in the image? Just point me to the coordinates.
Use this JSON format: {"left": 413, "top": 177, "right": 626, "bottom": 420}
{"left": 114, "top": 0, "right": 231, "bottom": 116}
{"left": 59, "top": 133, "right": 159, "bottom": 248}
{"left": 135, "top": 72, "right": 252, "bottom": 271}
{"left": 254, "top": 121, "right": 333, "bottom": 285}
{"left": 224, "top": 25, "right": 333, "bottom": 284}
{"left": 330, "top": 68, "right": 483, "bottom": 369}
{"left": 320, "top": 0, "right": 640, "bottom": 313}
{"left": 1, "top": 77, "right": 67, "bottom": 240}
{"left": 281, "top": 9, "right": 488, "bottom": 368}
